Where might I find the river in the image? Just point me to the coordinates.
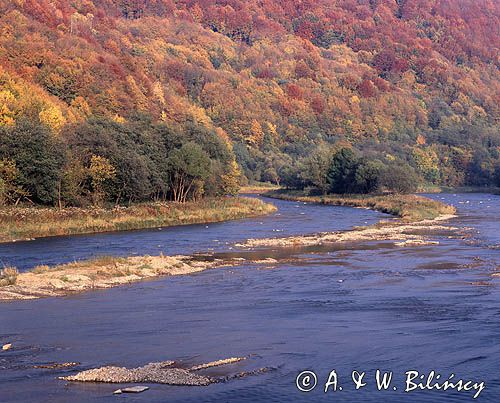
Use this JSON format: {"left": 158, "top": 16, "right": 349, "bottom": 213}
{"left": 0, "top": 193, "right": 499, "bottom": 402}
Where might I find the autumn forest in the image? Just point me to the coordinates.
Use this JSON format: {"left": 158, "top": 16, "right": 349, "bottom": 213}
{"left": 0, "top": 0, "right": 499, "bottom": 206}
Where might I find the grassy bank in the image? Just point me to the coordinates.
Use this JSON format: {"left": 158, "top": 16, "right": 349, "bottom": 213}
{"left": 0, "top": 197, "right": 277, "bottom": 243}
{"left": 239, "top": 182, "right": 281, "bottom": 194}
{"left": 264, "top": 190, "right": 456, "bottom": 222}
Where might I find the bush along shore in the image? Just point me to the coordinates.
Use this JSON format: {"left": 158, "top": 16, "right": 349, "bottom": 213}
{"left": 264, "top": 190, "right": 456, "bottom": 222}
{"left": 0, "top": 197, "right": 276, "bottom": 243}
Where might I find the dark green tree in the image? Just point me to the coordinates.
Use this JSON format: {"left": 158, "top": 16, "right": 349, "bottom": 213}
{"left": 166, "top": 142, "right": 211, "bottom": 202}
{"left": 0, "top": 119, "right": 64, "bottom": 205}
{"left": 279, "top": 162, "right": 306, "bottom": 190}
{"left": 303, "top": 145, "right": 334, "bottom": 194}
{"left": 379, "top": 161, "right": 419, "bottom": 193}
{"left": 494, "top": 164, "right": 500, "bottom": 187}
{"left": 354, "top": 159, "right": 385, "bottom": 194}
{"left": 327, "top": 147, "right": 359, "bottom": 194}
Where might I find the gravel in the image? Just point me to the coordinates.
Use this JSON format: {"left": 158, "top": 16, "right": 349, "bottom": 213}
{"left": 60, "top": 358, "right": 248, "bottom": 386}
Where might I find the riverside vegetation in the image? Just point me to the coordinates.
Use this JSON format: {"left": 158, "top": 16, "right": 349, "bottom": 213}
{"left": 0, "top": 117, "right": 276, "bottom": 242}
{"left": 1, "top": 1, "right": 498, "bottom": 247}
{"left": 265, "top": 190, "right": 456, "bottom": 222}
{"left": 0, "top": 139, "right": 460, "bottom": 298}
{"left": 0, "top": 197, "right": 276, "bottom": 243}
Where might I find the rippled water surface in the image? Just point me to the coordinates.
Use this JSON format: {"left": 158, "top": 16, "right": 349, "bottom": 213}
{"left": 0, "top": 197, "right": 385, "bottom": 271}
{"left": 1, "top": 193, "right": 499, "bottom": 402}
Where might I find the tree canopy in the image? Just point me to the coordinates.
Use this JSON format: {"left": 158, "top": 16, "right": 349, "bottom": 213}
{"left": 0, "top": 0, "right": 498, "bottom": 205}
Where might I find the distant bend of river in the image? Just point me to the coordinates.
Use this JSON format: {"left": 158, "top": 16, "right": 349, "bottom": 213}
{"left": 0, "top": 193, "right": 499, "bottom": 403}
{"left": 0, "top": 195, "right": 387, "bottom": 271}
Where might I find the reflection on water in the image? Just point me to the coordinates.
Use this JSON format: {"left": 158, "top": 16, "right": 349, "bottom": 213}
{"left": 0, "top": 193, "right": 499, "bottom": 402}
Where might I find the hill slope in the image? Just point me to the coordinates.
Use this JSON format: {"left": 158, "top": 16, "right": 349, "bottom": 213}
{"left": 0, "top": 0, "right": 499, "bottom": 198}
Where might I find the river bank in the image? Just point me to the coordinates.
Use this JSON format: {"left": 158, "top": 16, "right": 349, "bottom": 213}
{"left": 238, "top": 183, "right": 280, "bottom": 194}
{"left": 263, "top": 190, "right": 456, "bottom": 222}
{"left": 1, "top": 192, "right": 497, "bottom": 402}
{"left": 0, "top": 254, "right": 236, "bottom": 301}
{"left": 0, "top": 197, "right": 277, "bottom": 244}
{"left": 0, "top": 192, "right": 460, "bottom": 301}
{"left": 238, "top": 215, "right": 458, "bottom": 249}
{"left": 418, "top": 185, "right": 500, "bottom": 195}
{"left": 230, "top": 190, "right": 459, "bottom": 249}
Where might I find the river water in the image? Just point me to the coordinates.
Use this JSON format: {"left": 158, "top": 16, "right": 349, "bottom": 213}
{"left": 0, "top": 193, "right": 499, "bottom": 402}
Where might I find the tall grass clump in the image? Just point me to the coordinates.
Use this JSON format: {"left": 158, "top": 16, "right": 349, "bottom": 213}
{"left": 0, "top": 267, "right": 18, "bottom": 286}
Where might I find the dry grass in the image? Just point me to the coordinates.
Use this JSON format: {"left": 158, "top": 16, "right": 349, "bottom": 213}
{"left": 265, "top": 190, "right": 456, "bottom": 222}
{"left": 0, "top": 254, "right": 239, "bottom": 300}
{"left": 32, "top": 265, "right": 51, "bottom": 274}
{"left": 0, "top": 197, "right": 276, "bottom": 243}
{"left": 239, "top": 183, "right": 281, "bottom": 194}
{"left": 0, "top": 267, "right": 18, "bottom": 286}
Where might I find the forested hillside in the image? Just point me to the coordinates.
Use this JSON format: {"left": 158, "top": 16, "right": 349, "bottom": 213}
{"left": 0, "top": 0, "right": 499, "bottom": 205}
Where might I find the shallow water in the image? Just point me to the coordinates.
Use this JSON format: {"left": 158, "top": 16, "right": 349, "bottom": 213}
{"left": 0, "top": 197, "right": 385, "bottom": 271}
{"left": 0, "top": 193, "right": 499, "bottom": 402}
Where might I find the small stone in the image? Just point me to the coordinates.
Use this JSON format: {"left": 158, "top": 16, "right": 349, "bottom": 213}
{"left": 2, "top": 343, "right": 12, "bottom": 351}
{"left": 121, "top": 386, "right": 149, "bottom": 393}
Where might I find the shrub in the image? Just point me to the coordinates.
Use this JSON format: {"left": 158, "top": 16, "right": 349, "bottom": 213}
{"left": 353, "top": 159, "right": 385, "bottom": 194}
{"left": 379, "top": 161, "right": 419, "bottom": 193}
{"left": 327, "top": 147, "right": 359, "bottom": 194}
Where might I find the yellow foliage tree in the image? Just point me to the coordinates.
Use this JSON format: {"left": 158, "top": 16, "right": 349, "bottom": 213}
{"left": 266, "top": 122, "right": 278, "bottom": 138}
{"left": 412, "top": 147, "right": 440, "bottom": 183}
{"left": 39, "top": 106, "right": 66, "bottom": 134}
{"left": 0, "top": 104, "right": 15, "bottom": 126}
{"left": 220, "top": 160, "right": 242, "bottom": 196}
{"left": 0, "top": 90, "right": 16, "bottom": 126}
{"left": 0, "top": 158, "right": 29, "bottom": 205}
{"left": 248, "top": 119, "right": 264, "bottom": 146}
{"left": 126, "top": 75, "right": 148, "bottom": 111}
{"left": 112, "top": 114, "right": 126, "bottom": 123}
{"left": 152, "top": 81, "right": 166, "bottom": 107}
{"left": 89, "top": 155, "right": 116, "bottom": 206}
